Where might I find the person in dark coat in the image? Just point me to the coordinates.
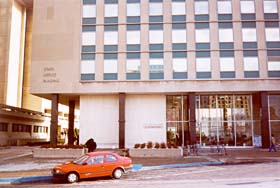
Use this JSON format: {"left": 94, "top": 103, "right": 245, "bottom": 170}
{"left": 85, "top": 138, "right": 97, "bottom": 152}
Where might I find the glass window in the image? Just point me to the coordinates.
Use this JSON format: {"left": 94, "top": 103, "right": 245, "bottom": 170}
{"left": 106, "top": 154, "right": 117, "bottom": 162}
{"left": 127, "top": 3, "right": 140, "bottom": 16}
{"left": 268, "top": 61, "right": 280, "bottom": 71}
{"left": 220, "top": 57, "right": 235, "bottom": 71}
{"left": 217, "top": 1, "right": 232, "bottom": 14}
{"left": 242, "top": 28, "right": 257, "bottom": 42}
{"left": 265, "top": 28, "right": 280, "bottom": 41}
{"left": 83, "top": 5, "right": 96, "bottom": 17}
{"left": 88, "top": 156, "right": 104, "bottom": 164}
{"left": 195, "top": 29, "right": 210, "bottom": 43}
{"left": 244, "top": 57, "right": 259, "bottom": 71}
{"left": 264, "top": 0, "right": 278, "bottom": 13}
{"left": 172, "top": 2, "right": 186, "bottom": 15}
{"left": 104, "top": 59, "right": 118, "bottom": 73}
{"left": 149, "top": 2, "right": 163, "bottom": 15}
{"left": 219, "top": 29, "right": 233, "bottom": 42}
{"left": 105, "top": 4, "right": 118, "bottom": 17}
{"left": 149, "top": 30, "right": 163, "bottom": 44}
{"left": 82, "top": 32, "right": 95, "bottom": 45}
{"left": 240, "top": 0, "right": 255, "bottom": 13}
{"left": 173, "top": 58, "right": 187, "bottom": 72}
{"left": 150, "top": 59, "right": 164, "bottom": 72}
{"left": 195, "top": 1, "right": 208, "bottom": 15}
{"left": 172, "top": 30, "right": 186, "bottom": 43}
{"left": 127, "top": 59, "right": 140, "bottom": 73}
{"left": 127, "top": 31, "right": 140, "bottom": 44}
{"left": 104, "top": 31, "right": 118, "bottom": 44}
{"left": 196, "top": 58, "right": 211, "bottom": 72}
{"left": 81, "top": 60, "right": 95, "bottom": 73}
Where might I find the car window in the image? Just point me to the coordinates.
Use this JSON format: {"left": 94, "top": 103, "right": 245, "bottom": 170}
{"left": 106, "top": 154, "right": 117, "bottom": 162}
{"left": 87, "top": 155, "right": 104, "bottom": 165}
{"left": 73, "top": 155, "right": 89, "bottom": 165}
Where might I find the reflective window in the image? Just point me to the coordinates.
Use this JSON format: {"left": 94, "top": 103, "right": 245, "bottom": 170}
{"left": 104, "top": 59, "right": 118, "bottom": 73}
{"left": 220, "top": 57, "right": 235, "bottom": 71}
{"left": 106, "top": 154, "right": 117, "bottom": 162}
{"left": 149, "top": 2, "right": 163, "bottom": 15}
{"left": 269, "top": 95, "right": 280, "bottom": 145}
{"left": 217, "top": 0, "right": 232, "bottom": 14}
{"left": 127, "top": 59, "right": 140, "bottom": 73}
{"left": 242, "top": 28, "right": 257, "bottom": 42}
{"left": 81, "top": 60, "right": 95, "bottom": 74}
{"left": 172, "top": 2, "right": 186, "bottom": 15}
{"left": 173, "top": 58, "right": 187, "bottom": 72}
{"left": 244, "top": 57, "right": 259, "bottom": 71}
{"left": 172, "top": 30, "right": 186, "bottom": 43}
{"left": 82, "top": 32, "right": 95, "bottom": 45}
{"left": 268, "top": 61, "right": 280, "bottom": 71}
{"left": 87, "top": 156, "right": 104, "bottom": 165}
{"left": 150, "top": 59, "right": 164, "bottom": 73}
{"left": 83, "top": 5, "right": 96, "bottom": 17}
{"left": 149, "top": 30, "right": 163, "bottom": 44}
{"left": 127, "top": 31, "right": 140, "bottom": 44}
{"left": 264, "top": 0, "right": 278, "bottom": 13}
{"left": 240, "top": 0, "right": 255, "bottom": 13}
{"left": 265, "top": 28, "right": 280, "bottom": 41}
{"left": 219, "top": 29, "right": 233, "bottom": 42}
{"left": 196, "top": 58, "right": 211, "bottom": 72}
{"left": 104, "top": 31, "right": 118, "bottom": 44}
{"left": 127, "top": 3, "right": 140, "bottom": 16}
{"left": 195, "top": 1, "right": 208, "bottom": 15}
{"left": 105, "top": 4, "right": 118, "bottom": 17}
{"left": 195, "top": 29, "right": 210, "bottom": 43}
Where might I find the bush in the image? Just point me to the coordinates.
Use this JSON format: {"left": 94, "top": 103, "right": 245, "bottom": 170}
{"left": 134, "top": 143, "right": 140, "bottom": 149}
{"left": 160, "top": 142, "right": 166, "bottom": 149}
{"left": 41, "top": 144, "right": 84, "bottom": 149}
{"left": 147, "top": 141, "right": 153, "bottom": 148}
{"left": 154, "top": 142, "right": 160, "bottom": 149}
{"left": 140, "top": 143, "right": 146, "bottom": 149}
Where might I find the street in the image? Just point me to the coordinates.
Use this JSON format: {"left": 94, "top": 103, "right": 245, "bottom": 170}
{"left": 5, "top": 162, "right": 280, "bottom": 188}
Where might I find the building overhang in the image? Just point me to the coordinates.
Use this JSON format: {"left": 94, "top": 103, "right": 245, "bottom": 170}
{"left": 16, "top": 0, "right": 33, "bottom": 9}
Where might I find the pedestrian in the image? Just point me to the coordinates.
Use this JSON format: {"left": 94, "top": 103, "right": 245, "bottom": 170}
{"left": 269, "top": 134, "right": 277, "bottom": 152}
{"left": 85, "top": 138, "right": 97, "bottom": 152}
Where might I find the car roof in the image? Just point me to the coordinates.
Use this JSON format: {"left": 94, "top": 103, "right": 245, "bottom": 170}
{"left": 86, "top": 151, "right": 119, "bottom": 157}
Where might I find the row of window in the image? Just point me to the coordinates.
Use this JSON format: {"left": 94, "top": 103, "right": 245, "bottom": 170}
{"left": 83, "top": 0, "right": 279, "bottom": 19}
{"left": 33, "top": 126, "right": 48, "bottom": 133}
{"left": 0, "top": 124, "right": 49, "bottom": 133}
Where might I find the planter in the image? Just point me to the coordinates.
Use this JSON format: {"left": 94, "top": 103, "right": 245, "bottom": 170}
{"left": 129, "top": 148, "right": 183, "bottom": 158}
{"left": 33, "top": 148, "right": 87, "bottom": 158}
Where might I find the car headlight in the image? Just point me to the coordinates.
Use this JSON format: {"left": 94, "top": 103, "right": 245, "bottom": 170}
{"left": 53, "top": 169, "right": 62, "bottom": 174}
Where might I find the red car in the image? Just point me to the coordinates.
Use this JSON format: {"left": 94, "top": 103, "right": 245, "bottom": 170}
{"left": 52, "top": 151, "right": 132, "bottom": 183}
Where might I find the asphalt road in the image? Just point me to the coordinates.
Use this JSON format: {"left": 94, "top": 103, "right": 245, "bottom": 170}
{"left": 4, "top": 162, "right": 280, "bottom": 188}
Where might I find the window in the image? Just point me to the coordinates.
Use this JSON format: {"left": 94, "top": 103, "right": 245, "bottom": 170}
{"left": 217, "top": 0, "right": 232, "bottom": 14}
{"left": 83, "top": 5, "right": 96, "bottom": 17}
{"left": 150, "top": 59, "right": 163, "bottom": 72}
{"left": 240, "top": 0, "right": 255, "bottom": 13}
{"left": 220, "top": 57, "right": 235, "bottom": 71}
{"left": 105, "top": 4, "right": 118, "bottom": 17}
{"left": 194, "top": 1, "right": 208, "bottom": 15}
{"left": 82, "top": 32, "right": 95, "bottom": 45}
{"left": 127, "top": 3, "right": 140, "bottom": 16}
{"left": 0, "top": 122, "right": 8, "bottom": 132}
{"left": 264, "top": 0, "right": 278, "bottom": 13}
{"left": 242, "top": 28, "right": 257, "bottom": 42}
{"left": 268, "top": 61, "right": 280, "bottom": 71}
{"left": 196, "top": 58, "right": 211, "bottom": 72}
{"left": 127, "top": 59, "right": 140, "bottom": 73}
{"left": 149, "top": 30, "right": 163, "bottom": 44}
{"left": 172, "top": 2, "right": 186, "bottom": 15}
{"left": 219, "top": 29, "right": 233, "bottom": 42}
{"left": 172, "top": 30, "right": 186, "bottom": 43}
{"left": 244, "top": 57, "right": 259, "bottom": 71}
{"left": 127, "top": 31, "right": 140, "bottom": 44}
{"left": 104, "top": 31, "right": 118, "bottom": 45}
{"left": 149, "top": 2, "right": 163, "bottom": 15}
{"left": 265, "top": 28, "right": 280, "bottom": 41}
{"left": 195, "top": 29, "right": 210, "bottom": 43}
{"left": 104, "top": 59, "right": 117, "bottom": 73}
{"left": 88, "top": 156, "right": 104, "bottom": 165}
{"left": 173, "top": 58, "right": 187, "bottom": 72}
{"left": 81, "top": 61, "right": 95, "bottom": 74}
{"left": 106, "top": 154, "right": 117, "bottom": 162}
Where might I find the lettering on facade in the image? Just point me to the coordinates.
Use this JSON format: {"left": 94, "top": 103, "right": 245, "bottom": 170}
{"left": 144, "top": 122, "right": 163, "bottom": 129}
{"left": 42, "top": 67, "right": 60, "bottom": 83}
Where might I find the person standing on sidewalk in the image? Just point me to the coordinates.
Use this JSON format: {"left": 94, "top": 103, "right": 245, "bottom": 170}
{"left": 269, "top": 134, "right": 277, "bottom": 152}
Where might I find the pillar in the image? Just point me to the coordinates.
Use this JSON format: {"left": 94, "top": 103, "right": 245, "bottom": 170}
{"left": 260, "top": 91, "right": 270, "bottom": 148}
{"left": 68, "top": 100, "right": 75, "bottom": 145}
{"left": 50, "top": 94, "right": 59, "bottom": 145}
{"left": 119, "top": 93, "right": 125, "bottom": 149}
{"left": 188, "top": 93, "right": 196, "bottom": 144}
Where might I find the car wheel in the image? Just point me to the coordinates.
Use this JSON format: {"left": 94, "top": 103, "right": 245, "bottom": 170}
{"left": 113, "top": 168, "right": 123, "bottom": 179}
{"left": 67, "top": 172, "right": 78, "bottom": 183}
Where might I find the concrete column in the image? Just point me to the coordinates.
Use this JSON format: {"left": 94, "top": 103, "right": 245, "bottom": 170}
{"left": 119, "top": 93, "right": 125, "bottom": 149}
{"left": 50, "top": 94, "right": 59, "bottom": 145}
{"left": 68, "top": 100, "right": 75, "bottom": 145}
{"left": 260, "top": 91, "right": 270, "bottom": 148}
{"left": 188, "top": 93, "right": 196, "bottom": 144}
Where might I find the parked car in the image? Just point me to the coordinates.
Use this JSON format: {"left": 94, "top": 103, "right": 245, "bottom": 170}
{"left": 52, "top": 151, "right": 132, "bottom": 183}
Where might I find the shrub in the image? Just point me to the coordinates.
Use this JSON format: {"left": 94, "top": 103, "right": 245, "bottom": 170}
{"left": 160, "top": 142, "right": 166, "bottom": 149}
{"left": 167, "top": 143, "right": 172, "bottom": 149}
{"left": 147, "top": 141, "right": 153, "bottom": 148}
{"left": 140, "top": 143, "right": 146, "bottom": 149}
{"left": 154, "top": 142, "right": 160, "bottom": 149}
{"left": 41, "top": 144, "right": 84, "bottom": 149}
{"left": 134, "top": 143, "right": 140, "bottom": 149}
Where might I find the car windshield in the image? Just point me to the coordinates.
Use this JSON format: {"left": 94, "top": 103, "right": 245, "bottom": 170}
{"left": 72, "top": 155, "right": 89, "bottom": 165}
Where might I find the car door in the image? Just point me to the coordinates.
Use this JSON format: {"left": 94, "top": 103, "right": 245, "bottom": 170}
{"left": 103, "top": 154, "right": 120, "bottom": 176}
{"left": 78, "top": 155, "right": 106, "bottom": 179}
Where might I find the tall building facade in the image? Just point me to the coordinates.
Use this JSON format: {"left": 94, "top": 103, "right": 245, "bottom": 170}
{"left": 29, "top": 0, "right": 280, "bottom": 148}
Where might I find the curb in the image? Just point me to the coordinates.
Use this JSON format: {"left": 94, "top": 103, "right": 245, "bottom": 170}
{"left": 0, "top": 175, "right": 52, "bottom": 184}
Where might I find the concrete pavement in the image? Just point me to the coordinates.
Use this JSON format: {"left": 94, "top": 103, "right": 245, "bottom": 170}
{"left": 0, "top": 146, "right": 279, "bottom": 184}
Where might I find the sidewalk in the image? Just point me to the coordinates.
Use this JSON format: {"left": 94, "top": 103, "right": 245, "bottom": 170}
{"left": 0, "top": 147, "right": 279, "bottom": 184}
